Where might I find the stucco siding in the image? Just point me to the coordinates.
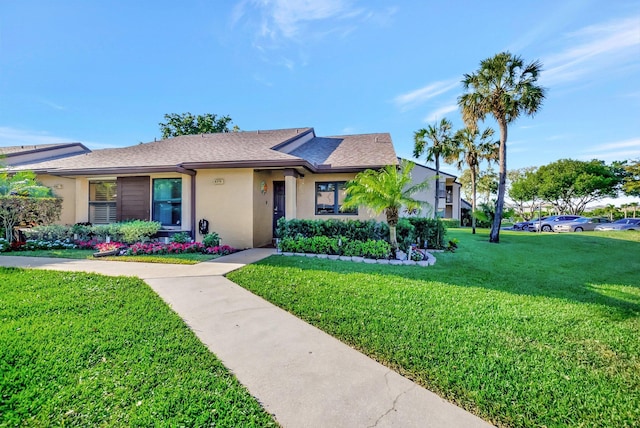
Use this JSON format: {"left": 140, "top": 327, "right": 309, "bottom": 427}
{"left": 195, "top": 169, "right": 254, "bottom": 249}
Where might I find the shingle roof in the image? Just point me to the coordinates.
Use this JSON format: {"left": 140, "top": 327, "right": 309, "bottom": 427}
{"left": 6, "top": 127, "right": 398, "bottom": 174}
{"left": 289, "top": 134, "right": 398, "bottom": 168}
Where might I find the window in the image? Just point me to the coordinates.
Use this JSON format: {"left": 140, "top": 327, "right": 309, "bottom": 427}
{"left": 89, "top": 181, "right": 117, "bottom": 224}
{"left": 152, "top": 178, "right": 182, "bottom": 227}
{"left": 315, "top": 182, "right": 357, "bottom": 215}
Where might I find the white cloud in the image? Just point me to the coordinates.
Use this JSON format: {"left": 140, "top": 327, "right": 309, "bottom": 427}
{"left": 580, "top": 138, "right": 640, "bottom": 161}
{"left": 423, "top": 104, "right": 458, "bottom": 123}
{"left": 393, "top": 79, "right": 459, "bottom": 112}
{"left": 235, "top": 0, "right": 365, "bottom": 42}
{"left": 541, "top": 16, "right": 640, "bottom": 86}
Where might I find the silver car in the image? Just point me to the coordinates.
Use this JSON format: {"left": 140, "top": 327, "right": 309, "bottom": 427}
{"left": 553, "top": 217, "right": 609, "bottom": 232}
{"left": 594, "top": 218, "right": 640, "bottom": 231}
{"left": 528, "top": 215, "right": 582, "bottom": 232}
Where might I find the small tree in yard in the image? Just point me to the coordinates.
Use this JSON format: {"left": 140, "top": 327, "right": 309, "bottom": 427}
{"left": 341, "top": 160, "right": 430, "bottom": 252}
{"left": 0, "top": 171, "right": 62, "bottom": 242}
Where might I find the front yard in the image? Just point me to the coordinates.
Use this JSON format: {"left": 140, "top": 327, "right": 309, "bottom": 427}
{"left": 0, "top": 268, "right": 276, "bottom": 427}
{"left": 227, "top": 229, "right": 640, "bottom": 427}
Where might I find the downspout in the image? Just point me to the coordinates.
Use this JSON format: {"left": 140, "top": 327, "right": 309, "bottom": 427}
{"left": 190, "top": 171, "right": 197, "bottom": 239}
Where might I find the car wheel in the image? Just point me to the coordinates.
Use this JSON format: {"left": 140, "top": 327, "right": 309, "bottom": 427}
{"left": 542, "top": 225, "right": 552, "bottom": 232}
{"left": 575, "top": 227, "right": 583, "bottom": 232}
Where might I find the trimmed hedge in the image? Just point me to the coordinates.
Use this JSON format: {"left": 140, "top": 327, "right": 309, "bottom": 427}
{"left": 23, "top": 220, "right": 162, "bottom": 244}
{"left": 279, "top": 236, "right": 391, "bottom": 259}
{"left": 277, "top": 217, "right": 446, "bottom": 250}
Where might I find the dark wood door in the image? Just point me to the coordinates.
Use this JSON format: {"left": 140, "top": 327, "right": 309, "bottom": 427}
{"left": 273, "top": 181, "right": 285, "bottom": 237}
{"left": 117, "top": 176, "right": 150, "bottom": 221}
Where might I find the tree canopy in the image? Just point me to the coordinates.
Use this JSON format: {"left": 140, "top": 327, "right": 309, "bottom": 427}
{"left": 458, "top": 51, "right": 546, "bottom": 243}
{"left": 0, "top": 171, "right": 61, "bottom": 242}
{"left": 342, "top": 160, "right": 430, "bottom": 251}
{"left": 509, "top": 159, "right": 622, "bottom": 215}
{"left": 620, "top": 159, "right": 640, "bottom": 197}
{"left": 159, "top": 113, "right": 236, "bottom": 139}
{"left": 413, "top": 118, "right": 455, "bottom": 217}
{"left": 448, "top": 126, "right": 498, "bottom": 233}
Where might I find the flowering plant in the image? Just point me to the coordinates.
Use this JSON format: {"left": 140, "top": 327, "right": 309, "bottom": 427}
{"left": 95, "top": 242, "right": 127, "bottom": 253}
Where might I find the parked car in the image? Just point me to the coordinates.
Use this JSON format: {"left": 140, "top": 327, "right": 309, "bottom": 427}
{"left": 594, "top": 218, "right": 640, "bottom": 231}
{"left": 528, "top": 215, "right": 582, "bottom": 232}
{"left": 553, "top": 217, "right": 609, "bottom": 232}
{"left": 514, "top": 216, "right": 547, "bottom": 231}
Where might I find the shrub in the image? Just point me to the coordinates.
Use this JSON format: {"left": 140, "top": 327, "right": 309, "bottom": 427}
{"left": 342, "top": 239, "right": 364, "bottom": 257}
{"left": 170, "top": 231, "right": 191, "bottom": 244}
{"left": 361, "top": 239, "right": 391, "bottom": 259}
{"left": 118, "top": 220, "right": 161, "bottom": 243}
{"left": 202, "top": 232, "right": 220, "bottom": 248}
{"left": 22, "top": 224, "right": 72, "bottom": 241}
{"left": 0, "top": 238, "right": 10, "bottom": 252}
{"left": 71, "top": 223, "right": 93, "bottom": 240}
{"left": 404, "top": 217, "right": 447, "bottom": 249}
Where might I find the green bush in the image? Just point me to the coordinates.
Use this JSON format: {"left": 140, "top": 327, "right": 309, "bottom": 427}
{"left": 71, "top": 223, "right": 92, "bottom": 240}
{"left": 404, "top": 217, "right": 447, "bottom": 249}
{"left": 202, "top": 232, "right": 220, "bottom": 247}
{"left": 170, "top": 231, "right": 191, "bottom": 244}
{"left": 22, "top": 224, "right": 72, "bottom": 241}
{"left": 361, "top": 239, "right": 391, "bottom": 259}
{"left": 119, "top": 220, "right": 161, "bottom": 243}
{"left": 342, "top": 239, "right": 364, "bottom": 257}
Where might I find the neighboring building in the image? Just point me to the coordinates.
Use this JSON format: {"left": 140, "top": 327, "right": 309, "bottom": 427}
{"left": 402, "top": 159, "right": 462, "bottom": 221}
{"left": 3, "top": 128, "right": 399, "bottom": 248}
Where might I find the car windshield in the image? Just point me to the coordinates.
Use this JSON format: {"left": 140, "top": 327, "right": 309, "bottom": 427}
{"left": 613, "top": 219, "right": 627, "bottom": 224}
{"left": 574, "top": 218, "right": 588, "bottom": 223}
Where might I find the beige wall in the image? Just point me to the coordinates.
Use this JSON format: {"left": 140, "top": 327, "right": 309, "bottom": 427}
{"left": 37, "top": 175, "right": 77, "bottom": 225}
{"left": 295, "top": 172, "right": 385, "bottom": 222}
{"left": 195, "top": 168, "right": 254, "bottom": 249}
{"left": 402, "top": 165, "right": 461, "bottom": 220}
{"left": 253, "top": 170, "right": 279, "bottom": 248}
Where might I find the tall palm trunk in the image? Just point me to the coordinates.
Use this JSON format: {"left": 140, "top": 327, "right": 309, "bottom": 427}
{"left": 471, "top": 170, "right": 477, "bottom": 234}
{"left": 490, "top": 118, "right": 508, "bottom": 243}
{"left": 434, "top": 155, "right": 440, "bottom": 218}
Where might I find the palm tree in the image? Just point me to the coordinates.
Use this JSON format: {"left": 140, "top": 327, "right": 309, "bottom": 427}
{"left": 341, "top": 160, "right": 430, "bottom": 251}
{"left": 630, "top": 202, "right": 639, "bottom": 217}
{"left": 458, "top": 52, "right": 546, "bottom": 243}
{"left": 413, "top": 118, "right": 455, "bottom": 218}
{"left": 448, "top": 127, "right": 499, "bottom": 234}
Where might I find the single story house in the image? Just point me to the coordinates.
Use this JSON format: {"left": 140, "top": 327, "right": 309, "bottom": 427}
{"left": 2, "top": 128, "right": 462, "bottom": 248}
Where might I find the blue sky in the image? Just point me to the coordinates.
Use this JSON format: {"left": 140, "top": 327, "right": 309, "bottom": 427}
{"left": 1, "top": 0, "right": 639, "bottom": 202}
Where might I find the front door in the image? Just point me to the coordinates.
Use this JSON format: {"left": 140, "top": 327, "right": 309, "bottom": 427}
{"left": 273, "top": 181, "right": 285, "bottom": 237}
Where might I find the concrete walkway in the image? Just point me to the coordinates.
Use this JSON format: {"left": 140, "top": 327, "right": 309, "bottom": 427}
{"left": 0, "top": 251, "right": 493, "bottom": 428}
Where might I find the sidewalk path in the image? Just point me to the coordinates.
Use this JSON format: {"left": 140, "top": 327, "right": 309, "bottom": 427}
{"left": 0, "top": 251, "right": 493, "bottom": 428}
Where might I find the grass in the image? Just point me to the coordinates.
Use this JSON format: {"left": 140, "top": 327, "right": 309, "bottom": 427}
{"left": 0, "top": 268, "right": 276, "bottom": 427}
{"left": 227, "top": 229, "right": 640, "bottom": 427}
{"left": 0, "top": 250, "right": 218, "bottom": 264}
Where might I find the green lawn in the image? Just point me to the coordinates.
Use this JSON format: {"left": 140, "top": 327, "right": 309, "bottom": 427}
{"left": 0, "top": 249, "right": 217, "bottom": 264}
{"left": 0, "top": 268, "right": 276, "bottom": 427}
{"left": 227, "top": 229, "right": 640, "bottom": 427}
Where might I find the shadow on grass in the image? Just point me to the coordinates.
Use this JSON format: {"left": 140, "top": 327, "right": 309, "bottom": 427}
{"left": 254, "top": 230, "right": 640, "bottom": 318}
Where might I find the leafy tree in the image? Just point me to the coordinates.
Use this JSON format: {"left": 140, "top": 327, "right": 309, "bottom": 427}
{"left": 458, "top": 52, "right": 546, "bottom": 242}
{"left": 413, "top": 118, "right": 456, "bottom": 218}
{"left": 0, "top": 171, "right": 61, "bottom": 242}
{"left": 448, "top": 127, "right": 498, "bottom": 233}
{"left": 621, "top": 159, "right": 640, "bottom": 197}
{"left": 508, "top": 167, "right": 542, "bottom": 220}
{"left": 536, "top": 159, "right": 621, "bottom": 214}
{"left": 342, "top": 160, "right": 430, "bottom": 251}
{"left": 159, "top": 112, "right": 235, "bottom": 139}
